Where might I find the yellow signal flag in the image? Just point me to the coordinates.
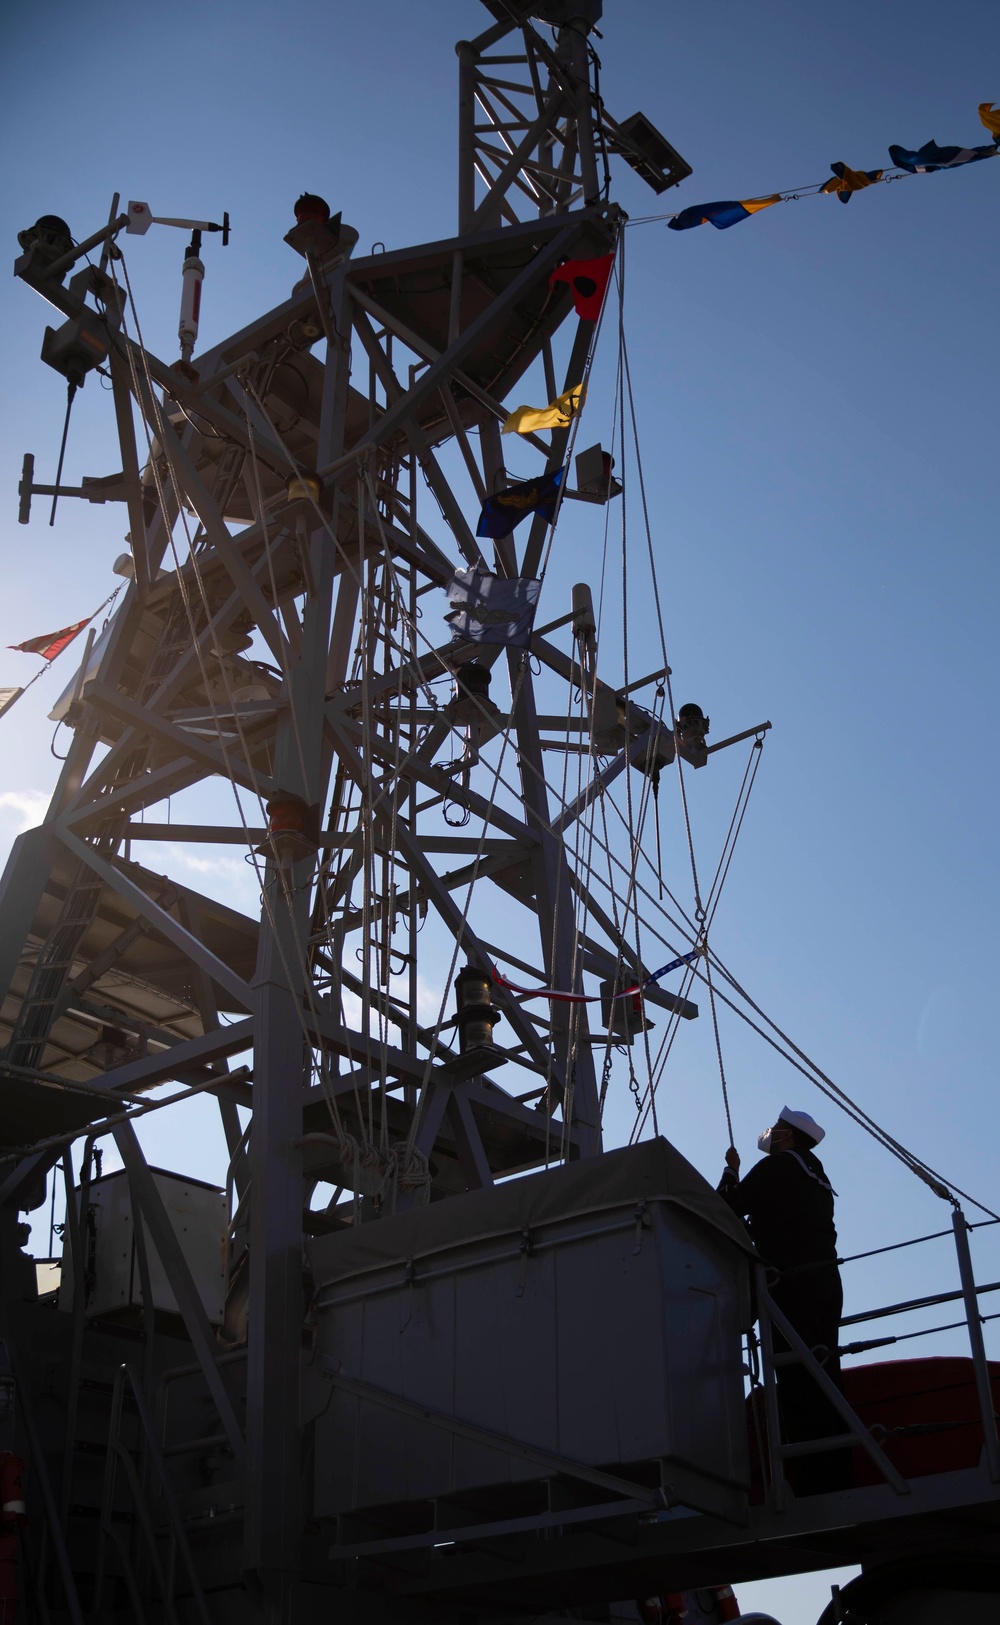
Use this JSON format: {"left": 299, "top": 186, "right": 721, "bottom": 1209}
{"left": 501, "top": 384, "right": 585, "bottom": 436}
{"left": 979, "top": 102, "right": 1000, "bottom": 142}
{"left": 820, "top": 162, "right": 884, "bottom": 202}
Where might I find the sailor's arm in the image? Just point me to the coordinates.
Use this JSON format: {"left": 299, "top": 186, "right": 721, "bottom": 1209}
{"left": 717, "top": 1146, "right": 784, "bottom": 1215}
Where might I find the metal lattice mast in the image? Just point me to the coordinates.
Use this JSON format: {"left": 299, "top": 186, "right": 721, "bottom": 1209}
{"left": 1, "top": 2, "right": 698, "bottom": 1605}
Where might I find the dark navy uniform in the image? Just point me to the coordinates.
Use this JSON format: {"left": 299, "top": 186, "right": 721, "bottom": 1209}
{"left": 720, "top": 1147, "right": 850, "bottom": 1492}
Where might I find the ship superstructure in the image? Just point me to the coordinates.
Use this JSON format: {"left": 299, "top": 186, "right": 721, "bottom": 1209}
{"left": 1, "top": 5, "right": 998, "bottom": 1623}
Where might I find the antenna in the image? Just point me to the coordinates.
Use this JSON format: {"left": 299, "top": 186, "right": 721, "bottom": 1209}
{"left": 124, "top": 200, "right": 231, "bottom": 372}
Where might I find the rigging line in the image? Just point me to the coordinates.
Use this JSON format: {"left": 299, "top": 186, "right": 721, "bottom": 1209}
{"left": 628, "top": 963, "right": 702, "bottom": 1143}
{"left": 649, "top": 734, "right": 766, "bottom": 1148}
{"left": 357, "top": 477, "right": 376, "bottom": 1147}
{"left": 245, "top": 433, "right": 366, "bottom": 1140}
{"left": 558, "top": 800, "right": 700, "bottom": 986}
{"left": 471, "top": 727, "right": 700, "bottom": 989}
{"left": 112, "top": 255, "right": 348, "bottom": 1145}
{"left": 631, "top": 935, "right": 704, "bottom": 1109}
{"left": 566, "top": 670, "right": 603, "bottom": 1046}
{"left": 620, "top": 722, "right": 671, "bottom": 1132}
{"left": 556, "top": 673, "right": 606, "bottom": 1161}
{"left": 703, "top": 736, "right": 765, "bottom": 926}
{"left": 592, "top": 254, "right": 624, "bottom": 652}
{"left": 361, "top": 487, "right": 407, "bottom": 1156}
{"left": 635, "top": 736, "right": 767, "bottom": 1139}
{"left": 244, "top": 412, "right": 311, "bottom": 794}
{"left": 219, "top": 399, "right": 411, "bottom": 1131}
{"left": 616, "top": 239, "right": 646, "bottom": 1018}
{"left": 595, "top": 780, "right": 626, "bottom": 1111}
{"left": 687, "top": 934, "right": 999, "bottom": 1220}
{"left": 627, "top": 741, "right": 776, "bottom": 1138}
{"left": 240, "top": 377, "right": 367, "bottom": 604}
{"left": 595, "top": 246, "right": 643, "bottom": 1056}
{"left": 363, "top": 467, "right": 414, "bottom": 1155}
{"left": 619, "top": 315, "right": 705, "bottom": 923}
{"left": 242, "top": 376, "right": 452, "bottom": 730}
{"left": 704, "top": 945, "right": 936, "bottom": 1174}
{"left": 703, "top": 945, "right": 1000, "bottom": 1221}
{"left": 703, "top": 952, "right": 733, "bottom": 1149}
{"left": 404, "top": 656, "right": 530, "bottom": 1160}
{"left": 597, "top": 753, "right": 701, "bottom": 937}
{"left": 572, "top": 673, "right": 606, "bottom": 957}
{"left": 589, "top": 774, "right": 701, "bottom": 946}
{"left": 538, "top": 588, "right": 589, "bottom": 1150}
{"left": 587, "top": 837, "right": 697, "bottom": 974}
{"left": 245, "top": 363, "right": 636, "bottom": 921}
{"left": 564, "top": 283, "right": 627, "bottom": 1109}
{"left": 238, "top": 285, "right": 682, "bottom": 1105}
{"left": 621, "top": 165, "right": 929, "bottom": 228}
{"left": 537, "top": 220, "right": 623, "bottom": 582}
{"left": 540, "top": 628, "right": 585, "bottom": 1139}
{"left": 696, "top": 738, "right": 766, "bottom": 1146}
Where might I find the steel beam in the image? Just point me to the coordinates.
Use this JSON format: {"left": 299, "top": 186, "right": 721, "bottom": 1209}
{"left": 244, "top": 264, "right": 352, "bottom": 1602}
{"left": 113, "top": 1120, "right": 246, "bottom": 1463}
{"left": 54, "top": 827, "right": 254, "bottom": 1010}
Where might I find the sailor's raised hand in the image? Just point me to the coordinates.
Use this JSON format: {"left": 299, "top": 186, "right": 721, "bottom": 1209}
{"left": 724, "top": 1146, "right": 741, "bottom": 1174}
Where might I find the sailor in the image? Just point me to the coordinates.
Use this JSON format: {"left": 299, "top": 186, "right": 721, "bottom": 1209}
{"left": 719, "top": 1106, "right": 851, "bottom": 1492}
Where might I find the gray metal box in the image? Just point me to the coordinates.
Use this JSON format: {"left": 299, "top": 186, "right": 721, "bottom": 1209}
{"left": 60, "top": 1166, "right": 227, "bottom": 1324}
{"left": 307, "top": 1139, "right": 754, "bottom": 1521}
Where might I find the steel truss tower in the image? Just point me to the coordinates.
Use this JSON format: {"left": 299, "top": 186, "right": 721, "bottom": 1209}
{"left": 0, "top": 2, "right": 698, "bottom": 1612}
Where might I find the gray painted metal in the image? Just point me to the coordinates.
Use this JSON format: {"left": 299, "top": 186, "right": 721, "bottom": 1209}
{"left": 308, "top": 1142, "right": 751, "bottom": 1519}
{"left": 113, "top": 1121, "right": 246, "bottom": 1463}
{"left": 951, "top": 1206, "right": 1000, "bottom": 1482}
{"left": 2, "top": 5, "right": 995, "bottom": 1619}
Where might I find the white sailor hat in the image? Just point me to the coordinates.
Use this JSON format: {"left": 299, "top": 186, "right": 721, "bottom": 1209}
{"left": 777, "top": 1106, "right": 825, "bottom": 1145}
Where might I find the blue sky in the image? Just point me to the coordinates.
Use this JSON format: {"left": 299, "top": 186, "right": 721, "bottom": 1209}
{"left": 2, "top": 3, "right": 999, "bottom": 1616}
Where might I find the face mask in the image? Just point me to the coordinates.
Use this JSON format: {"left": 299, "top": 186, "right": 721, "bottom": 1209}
{"left": 757, "top": 1127, "right": 773, "bottom": 1153}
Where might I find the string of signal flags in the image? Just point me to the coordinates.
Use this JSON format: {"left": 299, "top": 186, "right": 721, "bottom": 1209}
{"left": 11, "top": 94, "right": 995, "bottom": 719}
{"left": 643, "top": 101, "right": 1000, "bottom": 233}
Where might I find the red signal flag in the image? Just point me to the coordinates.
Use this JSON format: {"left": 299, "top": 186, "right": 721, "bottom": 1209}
{"left": 9, "top": 616, "right": 91, "bottom": 661}
{"left": 549, "top": 253, "right": 614, "bottom": 321}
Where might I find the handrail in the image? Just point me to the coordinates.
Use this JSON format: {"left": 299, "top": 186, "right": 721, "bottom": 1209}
{"left": 839, "top": 1278, "right": 1000, "bottom": 1329}
{"left": 751, "top": 1202, "right": 1000, "bottom": 1510}
{"left": 756, "top": 1274, "right": 909, "bottom": 1507}
{"left": 92, "top": 1363, "right": 212, "bottom": 1625}
{"left": 952, "top": 1208, "right": 1000, "bottom": 1481}
{"left": 839, "top": 1306, "right": 1000, "bottom": 1357}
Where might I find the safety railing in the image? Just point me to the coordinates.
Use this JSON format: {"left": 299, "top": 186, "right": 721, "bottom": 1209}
{"left": 91, "top": 1362, "right": 212, "bottom": 1625}
{"left": 749, "top": 1204, "right": 1000, "bottom": 1509}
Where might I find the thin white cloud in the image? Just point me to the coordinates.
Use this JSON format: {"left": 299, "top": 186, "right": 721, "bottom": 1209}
{"left": 0, "top": 789, "right": 49, "bottom": 831}
{"left": 138, "top": 842, "right": 261, "bottom": 914}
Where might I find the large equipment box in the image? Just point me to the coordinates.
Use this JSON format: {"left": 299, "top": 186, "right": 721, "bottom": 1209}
{"left": 307, "top": 1138, "right": 755, "bottom": 1523}
{"left": 59, "top": 1166, "right": 227, "bottom": 1324}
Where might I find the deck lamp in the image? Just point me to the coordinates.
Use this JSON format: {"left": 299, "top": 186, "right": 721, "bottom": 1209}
{"left": 448, "top": 661, "right": 492, "bottom": 724}
{"left": 453, "top": 965, "right": 502, "bottom": 1053}
{"left": 676, "top": 703, "right": 709, "bottom": 744}
{"left": 17, "top": 216, "right": 74, "bottom": 279}
{"left": 259, "top": 791, "right": 319, "bottom": 870}
{"left": 284, "top": 194, "right": 352, "bottom": 259}
{"left": 286, "top": 471, "right": 322, "bottom": 504}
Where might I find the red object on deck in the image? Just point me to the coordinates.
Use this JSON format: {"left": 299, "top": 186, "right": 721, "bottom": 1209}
{"left": 844, "top": 1357, "right": 1000, "bottom": 1486}
{"left": 709, "top": 1584, "right": 741, "bottom": 1621}
{"left": 747, "top": 1356, "right": 1000, "bottom": 1497}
